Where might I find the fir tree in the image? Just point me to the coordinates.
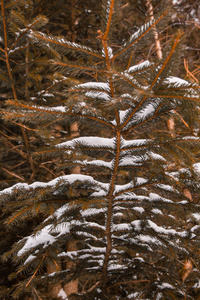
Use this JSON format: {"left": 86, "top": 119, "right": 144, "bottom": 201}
{"left": 0, "top": 0, "right": 200, "bottom": 299}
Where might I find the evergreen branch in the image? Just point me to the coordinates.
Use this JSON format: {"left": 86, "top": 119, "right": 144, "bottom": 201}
{"left": 114, "top": 181, "right": 162, "bottom": 197}
{"left": 8, "top": 44, "right": 29, "bottom": 56}
{"left": 5, "top": 100, "right": 116, "bottom": 130}
{"left": 26, "top": 255, "right": 45, "bottom": 287}
{"left": 121, "top": 137, "right": 200, "bottom": 156}
{"left": 163, "top": 144, "right": 182, "bottom": 165}
{"left": 174, "top": 144, "right": 196, "bottom": 163}
{"left": 103, "top": 0, "right": 115, "bottom": 40}
{"left": 150, "top": 32, "right": 183, "bottom": 89}
{"left": 111, "top": 12, "right": 167, "bottom": 61}
{"left": 122, "top": 103, "right": 171, "bottom": 134}
{"left": 172, "top": 109, "right": 190, "bottom": 130}
{"left": 29, "top": 31, "right": 102, "bottom": 59}
{"left": 51, "top": 61, "right": 101, "bottom": 72}
{"left": 112, "top": 70, "right": 148, "bottom": 91}
{"left": 9, "top": 15, "right": 48, "bottom": 52}
{"left": 11, "top": 10, "right": 27, "bottom": 27}
{"left": 1, "top": 166, "right": 25, "bottom": 181}
{"left": 2, "top": 117, "right": 38, "bottom": 132}
{"left": 120, "top": 95, "right": 147, "bottom": 130}
{"left": 6, "top": 206, "right": 34, "bottom": 226}
{"left": 2, "top": 136, "right": 27, "bottom": 159}
{"left": 5, "top": 0, "right": 21, "bottom": 9}
{"left": 162, "top": 83, "right": 200, "bottom": 91}
{"left": 111, "top": 279, "right": 151, "bottom": 286}
{"left": 125, "top": 60, "right": 155, "bottom": 74}
{"left": 153, "top": 94, "right": 200, "bottom": 102}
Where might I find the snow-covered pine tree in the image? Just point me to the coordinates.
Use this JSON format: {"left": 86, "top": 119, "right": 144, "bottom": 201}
{"left": 1, "top": 0, "right": 200, "bottom": 299}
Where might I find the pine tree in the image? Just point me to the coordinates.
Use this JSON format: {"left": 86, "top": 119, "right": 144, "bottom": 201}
{"left": 0, "top": 0, "right": 200, "bottom": 299}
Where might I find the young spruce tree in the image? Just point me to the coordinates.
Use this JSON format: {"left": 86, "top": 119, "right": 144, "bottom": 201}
{"left": 0, "top": 0, "right": 200, "bottom": 299}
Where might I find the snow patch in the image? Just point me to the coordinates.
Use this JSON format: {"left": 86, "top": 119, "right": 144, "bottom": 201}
{"left": 18, "top": 225, "right": 55, "bottom": 257}
{"left": 127, "top": 60, "right": 152, "bottom": 73}
{"left": 58, "top": 288, "right": 68, "bottom": 300}
{"left": 193, "top": 163, "right": 200, "bottom": 177}
{"left": 56, "top": 136, "right": 115, "bottom": 149}
{"left": 164, "top": 76, "right": 188, "bottom": 86}
{"left": 131, "top": 220, "right": 141, "bottom": 231}
{"left": 192, "top": 213, "right": 200, "bottom": 221}
{"left": 151, "top": 208, "right": 163, "bottom": 215}
{"left": 133, "top": 207, "right": 144, "bottom": 213}
{"left": 157, "top": 282, "right": 175, "bottom": 290}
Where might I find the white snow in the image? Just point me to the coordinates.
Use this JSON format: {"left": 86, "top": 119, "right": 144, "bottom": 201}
{"left": 155, "top": 184, "right": 175, "bottom": 192}
{"left": 157, "top": 282, "right": 175, "bottom": 289}
{"left": 148, "top": 151, "right": 166, "bottom": 162}
{"left": 119, "top": 156, "right": 143, "bottom": 167}
{"left": 119, "top": 110, "right": 128, "bottom": 124}
{"left": 133, "top": 257, "right": 144, "bottom": 262}
{"left": 127, "top": 60, "right": 152, "bottom": 73}
{"left": 58, "top": 288, "right": 68, "bottom": 300}
{"left": 131, "top": 220, "right": 141, "bottom": 231}
{"left": 50, "top": 203, "right": 70, "bottom": 220}
{"left": 114, "top": 181, "right": 134, "bottom": 194}
{"left": 137, "top": 234, "right": 162, "bottom": 246}
{"left": 0, "top": 174, "right": 97, "bottom": 196}
{"left": 85, "top": 91, "right": 110, "bottom": 101}
{"left": 102, "top": 46, "right": 113, "bottom": 59}
{"left": 73, "top": 82, "right": 110, "bottom": 92}
{"left": 56, "top": 136, "right": 115, "bottom": 149}
{"left": 132, "top": 103, "right": 155, "bottom": 121}
{"left": 147, "top": 220, "right": 186, "bottom": 237}
{"left": 36, "top": 105, "right": 66, "bottom": 112}
{"left": 193, "top": 280, "right": 200, "bottom": 288}
{"left": 38, "top": 91, "right": 54, "bottom": 97}
{"left": 151, "top": 208, "right": 163, "bottom": 215}
{"left": 133, "top": 207, "right": 144, "bottom": 213}
{"left": 156, "top": 293, "right": 164, "bottom": 300}
{"left": 76, "top": 159, "right": 113, "bottom": 169}
{"left": 18, "top": 225, "right": 55, "bottom": 257}
{"left": 108, "top": 264, "right": 125, "bottom": 271}
{"left": 24, "top": 254, "right": 36, "bottom": 265}
{"left": 81, "top": 208, "right": 106, "bottom": 217}
{"left": 127, "top": 292, "right": 142, "bottom": 299}
{"left": 192, "top": 213, "right": 200, "bottom": 221}
{"left": 122, "top": 138, "right": 152, "bottom": 148}
{"left": 193, "top": 163, "right": 200, "bottom": 177}
{"left": 164, "top": 76, "right": 188, "bottom": 86}
{"left": 112, "top": 223, "right": 131, "bottom": 232}
{"left": 172, "top": 0, "right": 183, "bottom": 5}
{"left": 126, "top": 20, "right": 153, "bottom": 47}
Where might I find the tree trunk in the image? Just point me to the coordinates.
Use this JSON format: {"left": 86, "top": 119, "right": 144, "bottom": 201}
{"left": 64, "top": 122, "right": 80, "bottom": 296}
{"left": 47, "top": 261, "right": 62, "bottom": 299}
{"left": 146, "top": 0, "right": 162, "bottom": 60}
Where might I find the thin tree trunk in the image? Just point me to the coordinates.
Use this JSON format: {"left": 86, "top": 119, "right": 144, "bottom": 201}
{"left": 167, "top": 116, "right": 175, "bottom": 138}
{"left": 47, "top": 261, "right": 62, "bottom": 298}
{"left": 146, "top": 0, "right": 177, "bottom": 139}
{"left": 64, "top": 3, "right": 79, "bottom": 295}
{"left": 146, "top": 0, "right": 162, "bottom": 60}
{"left": 64, "top": 122, "right": 79, "bottom": 296}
